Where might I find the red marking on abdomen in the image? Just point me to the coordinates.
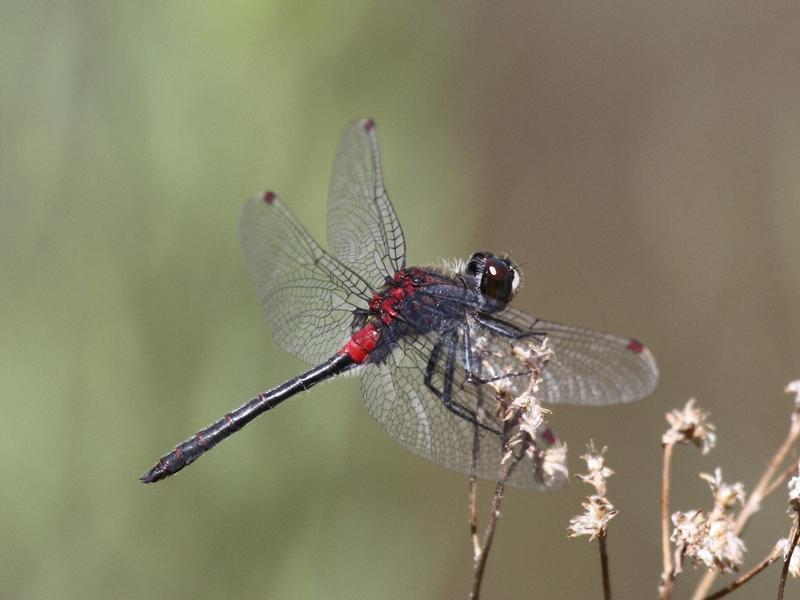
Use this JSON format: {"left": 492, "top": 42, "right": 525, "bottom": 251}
{"left": 262, "top": 191, "right": 276, "bottom": 205}
{"left": 626, "top": 339, "right": 646, "bottom": 353}
{"left": 363, "top": 118, "right": 375, "bottom": 131}
{"left": 340, "top": 323, "right": 380, "bottom": 363}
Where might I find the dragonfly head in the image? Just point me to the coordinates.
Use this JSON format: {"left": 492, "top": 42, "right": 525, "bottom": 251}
{"left": 463, "top": 251, "right": 521, "bottom": 303}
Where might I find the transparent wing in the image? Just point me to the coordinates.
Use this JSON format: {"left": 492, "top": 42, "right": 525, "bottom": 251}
{"left": 359, "top": 327, "right": 568, "bottom": 491}
{"left": 240, "top": 192, "right": 373, "bottom": 365}
{"left": 327, "top": 118, "right": 406, "bottom": 288}
{"left": 491, "top": 305, "right": 660, "bottom": 406}
{"left": 417, "top": 283, "right": 659, "bottom": 406}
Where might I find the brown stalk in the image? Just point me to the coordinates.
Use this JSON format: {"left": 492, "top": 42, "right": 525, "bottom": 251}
{"left": 659, "top": 441, "right": 676, "bottom": 599}
{"left": 702, "top": 547, "right": 781, "bottom": 599}
{"left": 777, "top": 512, "right": 800, "bottom": 600}
{"left": 469, "top": 475, "right": 480, "bottom": 559}
{"left": 469, "top": 447, "right": 522, "bottom": 600}
{"left": 598, "top": 529, "right": 612, "bottom": 600}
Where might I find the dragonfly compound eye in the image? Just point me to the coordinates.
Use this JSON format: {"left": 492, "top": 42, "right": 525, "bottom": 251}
{"left": 481, "top": 256, "right": 519, "bottom": 303}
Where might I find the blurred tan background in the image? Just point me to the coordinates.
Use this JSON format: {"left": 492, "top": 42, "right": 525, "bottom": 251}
{"left": 3, "top": 2, "right": 799, "bottom": 598}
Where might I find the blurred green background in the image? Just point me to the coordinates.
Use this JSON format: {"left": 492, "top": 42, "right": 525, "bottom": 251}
{"left": 3, "top": 2, "right": 800, "bottom": 598}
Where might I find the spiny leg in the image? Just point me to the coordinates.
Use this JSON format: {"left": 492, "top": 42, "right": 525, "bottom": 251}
{"left": 423, "top": 330, "right": 499, "bottom": 435}
{"left": 473, "top": 312, "right": 547, "bottom": 344}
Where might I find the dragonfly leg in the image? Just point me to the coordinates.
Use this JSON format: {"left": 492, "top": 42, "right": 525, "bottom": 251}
{"left": 473, "top": 312, "right": 547, "bottom": 344}
{"left": 461, "top": 324, "right": 480, "bottom": 384}
{"left": 423, "top": 331, "right": 499, "bottom": 435}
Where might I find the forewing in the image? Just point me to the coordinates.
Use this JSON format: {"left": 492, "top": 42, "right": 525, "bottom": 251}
{"left": 493, "top": 305, "right": 660, "bottom": 406}
{"left": 240, "top": 192, "right": 373, "bottom": 365}
{"left": 327, "top": 118, "right": 406, "bottom": 288}
{"left": 359, "top": 328, "right": 567, "bottom": 491}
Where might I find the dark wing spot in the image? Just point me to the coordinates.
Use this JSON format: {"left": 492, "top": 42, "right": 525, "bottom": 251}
{"left": 363, "top": 118, "right": 375, "bottom": 131}
{"left": 541, "top": 428, "right": 558, "bottom": 446}
{"left": 262, "top": 191, "right": 276, "bottom": 205}
{"left": 626, "top": 339, "right": 646, "bottom": 353}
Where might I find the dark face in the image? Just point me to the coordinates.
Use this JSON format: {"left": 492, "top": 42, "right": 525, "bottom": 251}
{"left": 463, "top": 251, "right": 521, "bottom": 303}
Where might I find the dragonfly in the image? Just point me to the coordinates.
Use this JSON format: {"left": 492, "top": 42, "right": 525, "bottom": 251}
{"left": 141, "top": 118, "right": 659, "bottom": 489}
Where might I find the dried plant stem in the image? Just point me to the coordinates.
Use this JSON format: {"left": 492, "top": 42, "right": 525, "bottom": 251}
{"left": 469, "top": 394, "right": 485, "bottom": 561}
{"left": 703, "top": 547, "right": 781, "bottom": 599}
{"left": 597, "top": 529, "right": 612, "bottom": 600}
{"left": 469, "top": 475, "right": 480, "bottom": 559}
{"left": 764, "top": 462, "right": 800, "bottom": 499}
{"left": 778, "top": 512, "right": 800, "bottom": 600}
{"left": 692, "top": 416, "right": 800, "bottom": 600}
{"left": 660, "top": 442, "right": 675, "bottom": 599}
{"left": 470, "top": 453, "right": 520, "bottom": 600}
{"left": 735, "top": 418, "right": 800, "bottom": 536}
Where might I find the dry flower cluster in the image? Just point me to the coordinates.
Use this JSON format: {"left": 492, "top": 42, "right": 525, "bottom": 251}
{"left": 563, "top": 384, "right": 800, "bottom": 600}
{"left": 468, "top": 354, "right": 800, "bottom": 600}
{"left": 567, "top": 443, "right": 618, "bottom": 541}
{"left": 469, "top": 335, "right": 564, "bottom": 600}
{"left": 662, "top": 398, "right": 717, "bottom": 454}
{"left": 670, "top": 468, "right": 746, "bottom": 573}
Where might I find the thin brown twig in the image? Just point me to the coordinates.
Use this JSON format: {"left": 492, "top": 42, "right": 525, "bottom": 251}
{"left": 764, "top": 462, "right": 800, "bottom": 499}
{"left": 598, "top": 529, "right": 612, "bottom": 600}
{"left": 736, "top": 417, "right": 800, "bottom": 537}
{"left": 469, "top": 475, "right": 480, "bottom": 560}
{"left": 692, "top": 414, "right": 800, "bottom": 600}
{"left": 777, "top": 511, "right": 800, "bottom": 600}
{"left": 470, "top": 451, "right": 521, "bottom": 600}
{"left": 469, "top": 389, "right": 486, "bottom": 560}
{"left": 660, "top": 442, "right": 675, "bottom": 599}
{"left": 702, "top": 547, "right": 782, "bottom": 599}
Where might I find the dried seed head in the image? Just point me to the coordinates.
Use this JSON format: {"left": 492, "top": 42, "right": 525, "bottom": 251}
{"left": 786, "top": 380, "right": 800, "bottom": 409}
{"left": 787, "top": 459, "right": 800, "bottom": 513}
{"left": 698, "top": 517, "right": 745, "bottom": 572}
{"left": 567, "top": 495, "right": 619, "bottom": 541}
{"left": 486, "top": 334, "right": 568, "bottom": 489}
{"left": 671, "top": 510, "right": 745, "bottom": 572}
{"left": 671, "top": 509, "right": 706, "bottom": 548}
{"left": 671, "top": 469, "right": 746, "bottom": 572}
{"left": 538, "top": 440, "right": 568, "bottom": 484}
{"left": 568, "top": 441, "right": 618, "bottom": 542}
{"left": 662, "top": 398, "right": 717, "bottom": 454}
{"left": 789, "top": 476, "right": 800, "bottom": 507}
{"left": 700, "top": 468, "right": 745, "bottom": 513}
{"left": 576, "top": 442, "right": 614, "bottom": 497}
{"left": 504, "top": 391, "right": 549, "bottom": 436}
